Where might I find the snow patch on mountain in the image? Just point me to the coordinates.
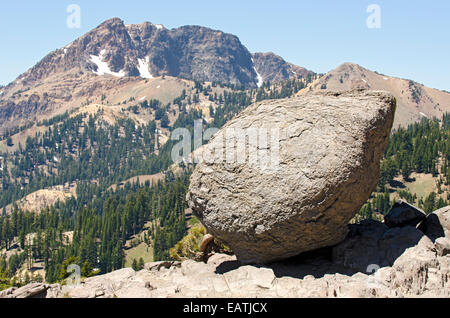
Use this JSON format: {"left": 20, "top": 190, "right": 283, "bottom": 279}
{"left": 252, "top": 58, "right": 264, "bottom": 88}
{"left": 137, "top": 57, "right": 153, "bottom": 79}
{"left": 90, "top": 50, "right": 125, "bottom": 77}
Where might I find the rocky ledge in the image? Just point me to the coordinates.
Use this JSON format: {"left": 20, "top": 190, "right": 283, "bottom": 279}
{"left": 2, "top": 205, "right": 449, "bottom": 298}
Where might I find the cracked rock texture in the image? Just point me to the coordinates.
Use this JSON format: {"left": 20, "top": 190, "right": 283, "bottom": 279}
{"left": 187, "top": 90, "right": 396, "bottom": 263}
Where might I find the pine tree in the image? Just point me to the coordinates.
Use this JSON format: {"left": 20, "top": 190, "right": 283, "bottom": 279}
{"left": 131, "top": 259, "right": 138, "bottom": 271}
{"left": 138, "top": 257, "right": 145, "bottom": 271}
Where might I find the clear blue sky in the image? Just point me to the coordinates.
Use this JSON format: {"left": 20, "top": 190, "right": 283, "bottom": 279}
{"left": 0, "top": 0, "right": 449, "bottom": 90}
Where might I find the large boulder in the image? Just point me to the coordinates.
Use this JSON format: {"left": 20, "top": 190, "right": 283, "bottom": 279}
{"left": 187, "top": 90, "right": 396, "bottom": 263}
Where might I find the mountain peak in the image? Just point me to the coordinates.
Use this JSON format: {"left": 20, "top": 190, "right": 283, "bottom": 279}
{"left": 6, "top": 18, "right": 312, "bottom": 91}
{"left": 98, "top": 17, "right": 125, "bottom": 27}
{"left": 334, "top": 62, "right": 367, "bottom": 73}
{"left": 0, "top": 18, "right": 315, "bottom": 130}
{"left": 304, "top": 62, "right": 450, "bottom": 128}
{"left": 252, "top": 52, "right": 315, "bottom": 84}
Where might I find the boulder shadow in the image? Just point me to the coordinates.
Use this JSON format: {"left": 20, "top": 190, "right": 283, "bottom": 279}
{"left": 267, "top": 246, "right": 354, "bottom": 280}
{"left": 215, "top": 260, "right": 241, "bottom": 274}
{"left": 215, "top": 220, "right": 434, "bottom": 280}
{"left": 418, "top": 213, "right": 445, "bottom": 242}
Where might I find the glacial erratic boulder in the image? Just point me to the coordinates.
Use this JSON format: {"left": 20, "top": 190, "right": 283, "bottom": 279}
{"left": 187, "top": 90, "right": 396, "bottom": 263}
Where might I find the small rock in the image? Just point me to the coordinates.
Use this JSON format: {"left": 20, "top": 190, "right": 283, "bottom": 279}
{"left": 144, "top": 261, "right": 181, "bottom": 271}
{"left": 435, "top": 237, "right": 450, "bottom": 256}
{"left": 207, "top": 253, "right": 237, "bottom": 266}
{"left": 0, "top": 287, "right": 17, "bottom": 298}
{"left": 384, "top": 200, "right": 426, "bottom": 228}
{"left": 200, "top": 234, "right": 214, "bottom": 252}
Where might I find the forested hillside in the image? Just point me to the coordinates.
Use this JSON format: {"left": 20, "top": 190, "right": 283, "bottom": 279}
{"left": 0, "top": 70, "right": 448, "bottom": 290}
{"left": 357, "top": 113, "right": 450, "bottom": 220}
{"left": 0, "top": 78, "right": 311, "bottom": 290}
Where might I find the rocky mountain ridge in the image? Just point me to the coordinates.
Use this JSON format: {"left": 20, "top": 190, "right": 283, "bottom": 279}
{"left": 1, "top": 17, "right": 449, "bottom": 133}
{"left": 0, "top": 18, "right": 312, "bottom": 131}
{"left": 301, "top": 62, "right": 450, "bottom": 128}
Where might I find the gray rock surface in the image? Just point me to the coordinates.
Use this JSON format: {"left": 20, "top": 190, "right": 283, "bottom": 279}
{"left": 5, "top": 210, "right": 449, "bottom": 298}
{"left": 435, "top": 237, "right": 450, "bottom": 256}
{"left": 384, "top": 200, "right": 426, "bottom": 228}
{"left": 187, "top": 90, "right": 396, "bottom": 263}
{"left": 0, "top": 283, "right": 49, "bottom": 298}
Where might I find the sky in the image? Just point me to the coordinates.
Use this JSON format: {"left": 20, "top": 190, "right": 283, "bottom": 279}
{"left": 0, "top": 0, "right": 449, "bottom": 91}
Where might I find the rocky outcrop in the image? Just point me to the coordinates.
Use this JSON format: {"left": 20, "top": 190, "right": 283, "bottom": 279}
{"left": 5, "top": 206, "right": 449, "bottom": 298}
{"left": 384, "top": 200, "right": 426, "bottom": 228}
{"left": 0, "top": 283, "right": 50, "bottom": 298}
{"left": 419, "top": 206, "right": 450, "bottom": 241}
{"left": 187, "top": 90, "right": 396, "bottom": 264}
{"left": 332, "top": 221, "right": 428, "bottom": 273}
{"left": 252, "top": 52, "right": 314, "bottom": 84}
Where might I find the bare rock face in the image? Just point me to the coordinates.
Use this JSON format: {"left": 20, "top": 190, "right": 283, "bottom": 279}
{"left": 187, "top": 90, "right": 396, "bottom": 264}
{"left": 252, "top": 52, "right": 314, "bottom": 83}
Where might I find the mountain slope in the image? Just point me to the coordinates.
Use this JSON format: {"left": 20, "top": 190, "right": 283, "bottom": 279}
{"left": 252, "top": 52, "right": 315, "bottom": 84}
{"left": 13, "top": 18, "right": 255, "bottom": 87}
{"left": 301, "top": 63, "right": 450, "bottom": 128}
{"left": 0, "top": 18, "right": 312, "bottom": 132}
